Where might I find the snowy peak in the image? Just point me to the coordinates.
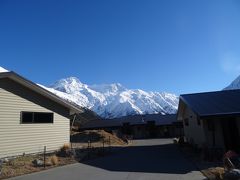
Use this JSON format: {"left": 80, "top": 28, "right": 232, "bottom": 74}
{"left": 49, "top": 77, "right": 86, "bottom": 93}
{"left": 0, "top": 66, "right": 9, "bottom": 73}
{"left": 90, "top": 83, "right": 126, "bottom": 95}
{"left": 0, "top": 65, "right": 178, "bottom": 118}
{"left": 43, "top": 77, "right": 179, "bottom": 118}
{"left": 224, "top": 75, "right": 240, "bottom": 90}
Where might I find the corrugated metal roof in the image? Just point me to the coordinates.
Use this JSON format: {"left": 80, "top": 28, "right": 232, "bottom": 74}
{"left": 180, "top": 89, "right": 240, "bottom": 117}
{"left": 80, "top": 114, "right": 177, "bottom": 129}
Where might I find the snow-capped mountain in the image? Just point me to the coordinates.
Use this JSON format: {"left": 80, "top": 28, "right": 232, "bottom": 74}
{"left": 41, "top": 77, "right": 179, "bottom": 118}
{"left": 0, "top": 67, "right": 8, "bottom": 73}
{"left": 224, "top": 75, "right": 240, "bottom": 90}
{"left": 0, "top": 66, "right": 178, "bottom": 118}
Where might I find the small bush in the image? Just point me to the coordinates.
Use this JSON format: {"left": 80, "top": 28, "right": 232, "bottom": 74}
{"left": 61, "top": 143, "right": 70, "bottom": 152}
{"left": 50, "top": 155, "right": 58, "bottom": 166}
{"left": 58, "top": 143, "right": 73, "bottom": 157}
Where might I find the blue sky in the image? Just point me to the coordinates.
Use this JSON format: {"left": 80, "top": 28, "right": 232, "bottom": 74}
{"left": 0, "top": 0, "right": 240, "bottom": 95}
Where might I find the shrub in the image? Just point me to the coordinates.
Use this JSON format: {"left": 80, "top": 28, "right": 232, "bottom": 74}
{"left": 50, "top": 155, "right": 58, "bottom": 166}
{"left": 58, "top": 143, "right": 73, "bottom": 157}
{"left": 60, "top": 143, "right": 70, "bottom": 152}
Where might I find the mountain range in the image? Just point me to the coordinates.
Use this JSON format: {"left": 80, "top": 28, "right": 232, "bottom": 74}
{"left": 40, "top": 73, "right": 240, "bottom": 118}
{"left": 224, "top": 75, "right": 240, "bottom": 90}
{"left": 40, "top": 77, "right": 179, "bottom": 118}
{"left": 2, "top": 66, "right": 240, "bottom": 119}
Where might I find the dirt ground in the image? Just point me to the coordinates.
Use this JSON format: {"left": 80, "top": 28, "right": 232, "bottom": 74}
{"left": 0, "top": 130, "right": 126, "bottom": 180}
{"left": 0, "top": 154, "right": 77, "bottom": 179}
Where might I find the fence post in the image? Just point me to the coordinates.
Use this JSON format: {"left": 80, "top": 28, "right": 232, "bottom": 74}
{"left": 102, "top": 137, "right": 105, "bottom": 154}
{"left": 43, "top": 146, "right": 46, "bottom": 168}
{"left": 109, "top": 136, "right": 111, "bottom": 151}
{"left": 0, "top": 159, "right": 3, "bottom": 175}
{"left": 88, "top": 140, "right": 90, "bottom": 159}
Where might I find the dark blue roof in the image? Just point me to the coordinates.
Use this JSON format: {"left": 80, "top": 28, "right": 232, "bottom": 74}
{"left": 180, "top": 89, "right": 240, "bottom": 117}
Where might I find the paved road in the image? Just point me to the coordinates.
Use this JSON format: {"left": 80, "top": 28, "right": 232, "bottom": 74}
{"left": 11, "top": 139, "right": 206, "bottom": 180}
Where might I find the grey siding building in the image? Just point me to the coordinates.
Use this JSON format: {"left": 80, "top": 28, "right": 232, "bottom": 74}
{"left": 177, "top": 90, "right": 240, "bottom": 152}
{"left": 0, "top": 71, "right": 84, "bottom": 158}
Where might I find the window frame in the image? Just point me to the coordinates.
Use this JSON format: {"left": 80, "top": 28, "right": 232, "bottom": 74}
{"left": 20, "top": 111, "right": 54, "bottom": 124}
{"left": 184, "top": 118, "right": 189, "bottom": 126}
{"left": 197, "top": 117, "right": 201, "bottom": 126}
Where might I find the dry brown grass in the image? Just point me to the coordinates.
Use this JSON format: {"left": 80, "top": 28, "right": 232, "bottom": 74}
{"left": 0, "top": 154, "right": 76, "bottom": 180}
{"left": 202, "top": 167, "right": 225, "bottom": 180}
{"left": 210, "top": 167, "right": 225, "bottom": 180}
{"left": 61, "top": 143, "right": 70, "bottom": 151}
{"left": 0, "top": 155, "right": 41, "bottom": 179}
{"left": 50, "top": 155, "right": 58, "bottom": 166}
{"left": 71, "top": 130, "right": 126, "bottom": 149}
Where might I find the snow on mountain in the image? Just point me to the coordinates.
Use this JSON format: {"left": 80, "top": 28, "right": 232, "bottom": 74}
{"left": 224, "top": 75, "right": 240, "bottom": 90}
{"left": 41, "top": 77, "right": 179, "bottom": 118}
{"left": 0, "top": 66, "right": 9, "bottom": 73}
{"left": 0, "top": 66, "right": 179, "bottom": 118}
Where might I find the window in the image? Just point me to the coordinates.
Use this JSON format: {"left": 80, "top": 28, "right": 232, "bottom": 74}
{"left": 207, "top": 120, "right": 214, "bottom": 131}
{"left": 184, "top": 118, "right": 189, "bottom": 126}
{"left": 197, "top": 117, "right": 201, "bottom": 126}
{"left": 21, "top": 112, "right": 53, "bottom": 124}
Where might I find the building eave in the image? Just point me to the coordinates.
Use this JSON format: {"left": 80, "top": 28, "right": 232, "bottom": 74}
{"left": 0, "top": 71, "right": 84, "bottom": 115}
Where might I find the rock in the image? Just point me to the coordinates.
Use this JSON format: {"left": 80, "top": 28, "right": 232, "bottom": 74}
{"left": 2, "top": 158, "right": 9, "bottom": 163}
{"left": 45, "top": 161, "right": 52, "bottom": 166}
{"left": 32, "top": 159, "right": 43, "bottom": 167}
{"left": 173, "top": 138, "right": 178, "bottom": 144}
{"left": 224, "top": 169, "right": 240, "bottom": 180}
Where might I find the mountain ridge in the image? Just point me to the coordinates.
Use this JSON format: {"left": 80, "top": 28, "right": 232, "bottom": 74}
{"left": 42, "top": 77, "right": 179, "bottom": 118}
{"left": 224, "top": 75, "right": 240, "bottom": 90}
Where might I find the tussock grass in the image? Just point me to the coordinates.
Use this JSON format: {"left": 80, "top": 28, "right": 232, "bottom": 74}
{"left": 50, "top": 155, "right": 58, "bottom": 166}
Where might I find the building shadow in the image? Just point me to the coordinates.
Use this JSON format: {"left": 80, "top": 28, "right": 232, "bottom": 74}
{"left": 79, "top": 142, "right": 206, "bottom": 174}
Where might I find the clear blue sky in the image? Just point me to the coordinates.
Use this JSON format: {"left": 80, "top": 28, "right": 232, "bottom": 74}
{"left": 1, "top": 0, "right": 240, "bottom": 95}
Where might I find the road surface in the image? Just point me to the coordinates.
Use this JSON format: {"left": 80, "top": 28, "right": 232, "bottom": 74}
{"left": 11, "top": 139, "right": 206, "bottom": 180}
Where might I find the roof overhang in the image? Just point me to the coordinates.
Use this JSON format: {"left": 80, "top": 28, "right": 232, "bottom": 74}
{"left": 200, "top": 112, "right": 240, "bottom": 119}
{"left": 177, "top": 96, "right": 201, "bottom": 121}
{"left": 0, "top": 71, "right": 84, "bottom": 115}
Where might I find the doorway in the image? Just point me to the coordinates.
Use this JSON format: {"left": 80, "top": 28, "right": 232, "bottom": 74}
{"left": 221, "top": 118, "right": 240, "bottom": 152}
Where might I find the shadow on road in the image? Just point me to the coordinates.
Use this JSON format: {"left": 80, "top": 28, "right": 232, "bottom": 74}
{"left": 80, "top": 142, "right": 201, "bottom": 174}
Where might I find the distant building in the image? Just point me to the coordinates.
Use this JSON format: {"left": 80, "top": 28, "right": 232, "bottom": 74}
{"left": 177, "top": 90, "right": 240, "bottom": 152}
{"left": 80, "top": 114, "right": 183, "bottom": 139}
{"left": 0, "top": 71, "right": 85, "bottom": 158}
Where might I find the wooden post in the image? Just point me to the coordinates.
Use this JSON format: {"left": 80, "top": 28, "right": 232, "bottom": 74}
{"left": 88, "top": 140, "right": 90, "bottom": 159}
{"left": 0, "top": 159, "right": 3, "bottom": 175}
{"left": 70, "top": 114, "right": 77, "bottom": 132}
{"left": 43, "top": 146, "right": 46, "bottom": 168}
{"left": 102, "top": 138, "right": 105, "bottom": 154}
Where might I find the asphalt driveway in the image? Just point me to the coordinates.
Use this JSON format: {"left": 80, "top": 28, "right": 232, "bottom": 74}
{"left": 10, "top": 139, "right": 206, "bottom": 180}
